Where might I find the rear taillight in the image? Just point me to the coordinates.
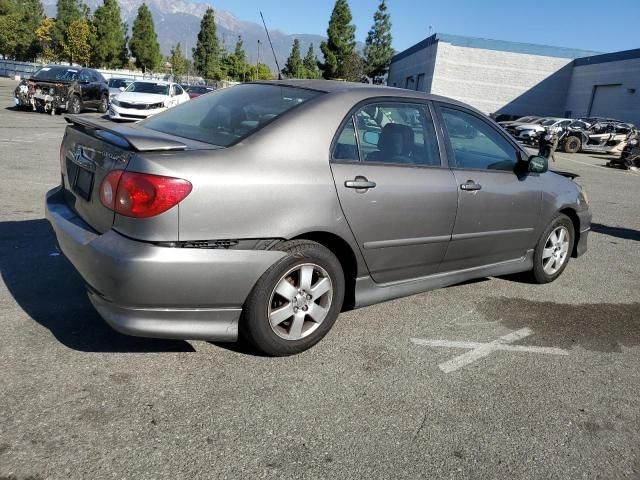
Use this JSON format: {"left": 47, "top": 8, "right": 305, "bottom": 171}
{"left": 99, "top": 171, "right": 192, "bottom": 218}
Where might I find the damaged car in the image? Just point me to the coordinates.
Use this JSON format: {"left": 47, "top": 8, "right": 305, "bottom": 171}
{"left": 559, "top": 118, "right": 637, "bottom": 154}
{"left": 14, "top": 65, "right": 109, "bottom": 115}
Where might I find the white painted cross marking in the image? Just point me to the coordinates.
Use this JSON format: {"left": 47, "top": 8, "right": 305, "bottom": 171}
{"left": 411, "top": 328, "right": 568, "bottom": 373}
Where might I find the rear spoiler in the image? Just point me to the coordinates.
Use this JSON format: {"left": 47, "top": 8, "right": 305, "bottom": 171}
{"left": 64, "top": 115, "right": 187, "bottom": 152}
{"left": 551, "top": 170, "right": 579, "bottom": 179}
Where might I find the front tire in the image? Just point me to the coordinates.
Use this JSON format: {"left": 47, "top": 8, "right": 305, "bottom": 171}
{"left": 68, "top": 95, "right": 81, "bottom": 115}
{"left": 531, "top": 214, "right": 574, "bottom": 284}
{"left": 242, "top": 240, "right": 345, "bottom": 356}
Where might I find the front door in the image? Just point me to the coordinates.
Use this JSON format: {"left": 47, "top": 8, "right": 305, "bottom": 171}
{"left": 436, "top": 105, "right": 541, "bottom": 272}
{"left": 331, "top": 101, "right": 458, "bottom": 284}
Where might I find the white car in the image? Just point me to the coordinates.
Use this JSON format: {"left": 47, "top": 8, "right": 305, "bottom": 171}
{"left": 109, "top": 81, "right": 190, "bottom": 121}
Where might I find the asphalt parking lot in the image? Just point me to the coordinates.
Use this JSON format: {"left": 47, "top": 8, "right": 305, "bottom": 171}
{"left": 0, "top": 76, "right": 638, "bottom": 479}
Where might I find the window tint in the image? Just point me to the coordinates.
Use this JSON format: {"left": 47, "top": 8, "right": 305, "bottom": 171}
{"left": 333, "top": 117, "right": 359, "bottom": 161}
{"left": 354, "top": 103, "right": 440, "bottom": 166}
{"left": 79, "top": 70, "right": 91, "bottom": 82}
{"left": 175, "top": 84, "right": 184, "bottom": 95}
{"left": 143, "top": 84, "right": 322, "bottom": 147}
{"left": 441, "top": 107, "right": 518, "bottom": 171}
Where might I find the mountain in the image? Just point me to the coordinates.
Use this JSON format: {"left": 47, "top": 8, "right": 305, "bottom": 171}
{"left": 42, "top": 0, "right": 329, "bottom": 73}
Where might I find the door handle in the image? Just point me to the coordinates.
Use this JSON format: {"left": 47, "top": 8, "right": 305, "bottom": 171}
{"left": 345, "top": 176, "right": 376, "bottom": 190}
{"left": 460, "top": 180, "right": 482, "bottom": 191}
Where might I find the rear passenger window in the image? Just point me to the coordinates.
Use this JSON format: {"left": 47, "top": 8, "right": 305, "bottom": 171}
{"left": 354, "top": 103, "right": 440, "bottom": 166}
{"left": 441, "top": 107, "right": 518, "bottom": 171}
{"left": 333, "top": 117, "right": 359, "bottom": 161}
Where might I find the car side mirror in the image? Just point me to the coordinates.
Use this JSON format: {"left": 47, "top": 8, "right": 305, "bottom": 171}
{"left": 119, "top": 86, "right": 125, "bottom": 92}
{"left": 363, "top": 131, "right": 379, "bottom": 145}
{"left": 528, "top": 155, "right": 548, "bottom": 174}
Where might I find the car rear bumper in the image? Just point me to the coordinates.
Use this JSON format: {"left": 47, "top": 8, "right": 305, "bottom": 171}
{"left": 45, "top": 186, "right": 285, "bottom": 341}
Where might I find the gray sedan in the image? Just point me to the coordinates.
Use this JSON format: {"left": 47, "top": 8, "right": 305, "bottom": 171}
{"left": 45, "top": 80, "right": 591, "bottom": 356}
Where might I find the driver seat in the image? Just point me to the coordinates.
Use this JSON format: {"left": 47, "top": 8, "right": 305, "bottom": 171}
{"left": 367, "top": 123, "right": 415, "bottom": 163}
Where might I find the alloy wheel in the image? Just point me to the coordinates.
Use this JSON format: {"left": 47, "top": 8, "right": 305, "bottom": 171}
{"left": 542, "top": 226, "right": 570, "bottom": 275}
{"left": 268, "top": 263, "right": 333, "bottom": 341}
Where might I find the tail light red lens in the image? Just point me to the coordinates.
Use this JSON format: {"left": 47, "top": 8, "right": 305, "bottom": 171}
{"left": 99, "top": 171, "right": 192, "bottom": 218}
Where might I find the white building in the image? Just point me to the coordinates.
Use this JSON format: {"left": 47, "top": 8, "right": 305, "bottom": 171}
{"left": 388, "top": 33, "right": 640, "bottom": 126}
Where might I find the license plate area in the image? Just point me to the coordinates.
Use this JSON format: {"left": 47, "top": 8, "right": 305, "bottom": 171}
{"left": 66, "top": 157, "right": 94, "bottom": 201}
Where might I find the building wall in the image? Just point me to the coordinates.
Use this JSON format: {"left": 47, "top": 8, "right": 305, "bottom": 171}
{"left": 430, "top": 42, "right": 575, "bottom": 117}
{"left": 564, "top": 54, "right": 640, "bottom": 126}
{"left": 387, "top": 42, "right": 438, "bottom": 92}
{"left": 388, "top": 35, "right": 640, "bottom": 126}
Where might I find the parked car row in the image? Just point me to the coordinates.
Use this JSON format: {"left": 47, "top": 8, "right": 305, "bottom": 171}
{"left": 13, "top": 65, "right": 217, "bottom": 123}
{"left": 499, "top": 115, "right": 637, "bottom": 155}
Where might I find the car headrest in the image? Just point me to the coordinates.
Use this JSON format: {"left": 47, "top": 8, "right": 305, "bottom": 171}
{"left": 378, "top": 123, "right": 414, "bottom": 155}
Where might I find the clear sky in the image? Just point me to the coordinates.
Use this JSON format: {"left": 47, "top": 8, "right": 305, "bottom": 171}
{"left": 207, "top": 0, "right": 639, "bottom": 54}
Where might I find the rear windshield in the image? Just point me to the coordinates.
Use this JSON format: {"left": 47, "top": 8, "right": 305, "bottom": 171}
{"left": 126, "top": 82, "right": 169, "bottom": 95}
{"left": 108, "top": 78, "right": 131, "bottom": 88}
{"left": 32, "top": 66, "right": 80, "bottom": 82}
{"left": 142, "top": 83, "right": 323, "bottom": 147}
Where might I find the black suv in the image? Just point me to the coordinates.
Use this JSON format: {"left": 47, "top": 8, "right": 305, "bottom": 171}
{"left": 14, "top": 65, "right": 110, "bottom": 115}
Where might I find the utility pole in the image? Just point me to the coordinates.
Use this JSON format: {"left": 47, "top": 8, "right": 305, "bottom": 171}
{"left": 256, "top": 39, "right": 261, "bottom": 81}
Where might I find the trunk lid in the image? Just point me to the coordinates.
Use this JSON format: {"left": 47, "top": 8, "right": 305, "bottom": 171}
{"left": 60, "top": 115, "right": 217, "bottom": 234}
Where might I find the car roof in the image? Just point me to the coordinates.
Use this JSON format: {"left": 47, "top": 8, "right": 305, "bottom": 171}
{"left": 251, "top": 79, "right": 472, "bottom": 109}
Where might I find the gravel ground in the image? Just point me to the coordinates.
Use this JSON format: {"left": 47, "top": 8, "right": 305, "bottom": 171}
{"left": 0, "top": 77, "right": 638, "bottom": 480}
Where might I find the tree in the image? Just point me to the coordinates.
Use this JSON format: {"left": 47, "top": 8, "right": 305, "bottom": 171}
{"left": 91, "top": 0, "right": 127, "bottom": 68}
{"left": 193, "top": 7, "right": 222, "bottom": 80}
{"left": 364, "top": 0, "right": 394, "bottom": 82}
{"left": 248, "top": 63, "right": 272, "bottom": 80}
{"left": 129, "top": 3, "right": 161, "bottom": 73}
{"left": 54, "top": 0, "right": 89, "bottom": 62}
{"left": 169, "top": 43, "right": 186, "bottom": 82}
{"left": 319, "top": 0, "right": 356, "bottom": 79}
{"left": 0, "top": 5, "right": 19, "bottom": 59}
{"left": 63, "top": 18, "right": 93, "bottom": 65}
{"left": 342, "top": 52, "right": 366, "bottom": 82}
{"left": 35, "top": 17, "right": 57, "bottom": 62}
{"left": 228, "top": 35, "right": 249, "bottom": 80}
{"left": 0, "top": 0, "right": 44, "bottom": 60}
{"left": 282, "top": 38, "right": 303, "bottom": 78}
{"left": 14, "top": 0, "right": 45, "bottom": 60}
{"left": 303, "top": 43, "right": 321, "bottom": 79}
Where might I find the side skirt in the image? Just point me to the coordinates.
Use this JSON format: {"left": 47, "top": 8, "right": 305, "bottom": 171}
{"left": 353, "top": 250, "right": 534, "bottom": 309}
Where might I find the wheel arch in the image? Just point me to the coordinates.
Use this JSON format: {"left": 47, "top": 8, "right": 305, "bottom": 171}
{"left": 559, "top": 207, "right": 581, "bottom": 258}
{"left": 291, "top": 231, "right": 359, "bottom": 311}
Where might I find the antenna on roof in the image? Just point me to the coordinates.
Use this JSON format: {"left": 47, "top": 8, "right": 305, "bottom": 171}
{"left": 260, "top": 11, "right": 282, "bottom": 80}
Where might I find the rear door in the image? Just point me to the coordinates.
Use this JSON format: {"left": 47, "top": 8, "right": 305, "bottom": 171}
{"left": 435, "top": 104, "right": 541, "bottom": 272}
{"left": 331, "top": 100, "right": 458, "bottom": 284}
{"left": 79, "top": 69, "right": 96, "bottom": 105}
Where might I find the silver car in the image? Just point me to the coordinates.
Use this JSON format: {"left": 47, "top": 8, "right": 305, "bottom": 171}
{"left": 45, "top": 81, "right": 591, "bottom": 355}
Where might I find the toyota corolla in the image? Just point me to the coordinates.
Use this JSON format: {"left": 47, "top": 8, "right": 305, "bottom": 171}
{"left": 46, "top": 80, "right": 591, "bottom": 356}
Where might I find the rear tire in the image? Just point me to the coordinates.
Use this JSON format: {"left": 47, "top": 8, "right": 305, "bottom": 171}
{"left": 97, "top": 94, "right": 108, "bottom": 113}
{"left": 530, "top": 214, "right": 574, "bottom": 284}
{"left": 564, "top": 136, "right": 581, "bottom": 154}
{"left": 242, "top": 240, "right": 345, "bottom": 356}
